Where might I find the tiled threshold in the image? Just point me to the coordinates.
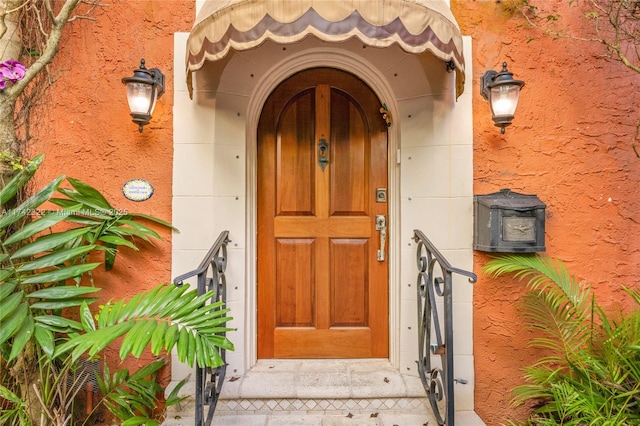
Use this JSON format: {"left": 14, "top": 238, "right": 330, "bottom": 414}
{"left": 165, "top": 360, "right": 485, "bottom": 424}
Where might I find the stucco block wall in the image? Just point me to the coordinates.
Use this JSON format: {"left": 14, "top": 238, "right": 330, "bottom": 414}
{"left": 172, "top": 32, "right": 249, "bottom": 380}
{"left": 398, "top": 36, "right": 475, "bottom": 410}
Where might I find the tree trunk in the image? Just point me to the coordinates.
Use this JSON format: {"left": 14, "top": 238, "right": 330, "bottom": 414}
{"left": 0, "top": 0, "right": 23, "bottom": 182}
{"left": 0, "top": 92, "right": 18, "bottom": 180}
{"left": 0, "top": 1, "right": 23, "bottom": 62}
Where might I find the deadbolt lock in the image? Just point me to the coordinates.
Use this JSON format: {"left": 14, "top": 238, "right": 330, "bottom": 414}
{"left": 376, "top": 188, "right": 387, "bottom": 203}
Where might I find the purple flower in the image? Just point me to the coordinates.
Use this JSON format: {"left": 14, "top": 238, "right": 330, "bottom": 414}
{"left": 0, "top": 59, "right": 26, "bottom": 89}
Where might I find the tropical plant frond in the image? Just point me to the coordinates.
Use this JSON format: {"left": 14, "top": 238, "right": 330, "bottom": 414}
{"left": 94, "top": 359, "right": 165, "bottom": 423}
{"left": 0, "top": 153, "right": 43, "bottom": 207}
{"left": 484, "top": 254, "right": 591, "bottom": 309}
{"left": 9, "top": 227, "right": 92, "bottom": 259}
{"left": 121, "top": 417, "right": 160, "bottom": 426}
{"left": 624, "top": 287, "right": 640, "bottom": 307}
{"left": 0, "top": 160, "right": 177, "bottom": 365}
{"left": 56, "top": 283, "right": 234, "bottom": 368}
{"left": 0, "top": 175, "right": 65, "bottom": 229}
{"left": 1, "top": 156, "right": 228, "bottom": 425}
{"left": 0, "top": 302, "right": 29, "bottom": 347}
{"left": 128, "top": 212, "right": 178, "bottom": 232}
{"left": 3, "top": 206, "right": 82, "bottom": 246}
{"left": 489, "top": 254, "right": 640, "bottom": 424}
{"left": 165, "top": 375, "right": 189, "bottom": 408}
{"left": 521, "top": 290, "right": 591, "bottom": 360}
{"left": 485, "top": 255, "right": 593, "bottom": 361}
{"left": 65, "top": 177, "right": 115, "bottom": 211}
{"left": 0, "top": 383, "right": 31, "bottom": 425}
{"left": 15, "top": 244, "right": 95, "bottom": 271}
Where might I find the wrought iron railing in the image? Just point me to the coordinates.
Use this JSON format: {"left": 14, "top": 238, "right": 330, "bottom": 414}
{"left": 413, "top": 230, "right": 477, "bottom": 426}
{"left": 172, "top": 231, "right": 230, "bottom": 426}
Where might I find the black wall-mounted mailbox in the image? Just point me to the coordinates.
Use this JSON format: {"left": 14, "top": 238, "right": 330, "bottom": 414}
{"left": 474, "top": 189, "right": 546, "bottom": 253}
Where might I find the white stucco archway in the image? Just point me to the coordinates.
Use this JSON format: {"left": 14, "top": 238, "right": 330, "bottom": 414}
{"left": 172, "top": 33, "right": 477, "bottom": 411}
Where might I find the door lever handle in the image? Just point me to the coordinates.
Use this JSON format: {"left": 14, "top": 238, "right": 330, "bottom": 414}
{"left": 376, "top": 215, "right": 386, "bottom": 261}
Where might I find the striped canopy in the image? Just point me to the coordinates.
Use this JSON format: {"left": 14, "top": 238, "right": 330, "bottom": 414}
{"left": 186, "top": 0, "right": 466, "bottom": 97}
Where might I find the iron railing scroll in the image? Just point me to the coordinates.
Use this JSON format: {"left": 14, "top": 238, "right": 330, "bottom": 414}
{"left": 172, "top": 231, "right": 230, "bottom": 426}
{"left": 413, "top": 230, "right": 477, "bottom": 426}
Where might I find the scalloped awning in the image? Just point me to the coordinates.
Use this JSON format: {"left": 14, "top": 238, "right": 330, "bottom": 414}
{"left": 186, "top": 0, "right": 466, "bottom": 98}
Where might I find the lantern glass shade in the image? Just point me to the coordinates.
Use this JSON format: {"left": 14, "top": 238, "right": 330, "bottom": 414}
{"left": 489, "top": 84, "right": 521, "bottom": 119}
{"left": 126, "top": 82, "right": 156, "bottom": 115}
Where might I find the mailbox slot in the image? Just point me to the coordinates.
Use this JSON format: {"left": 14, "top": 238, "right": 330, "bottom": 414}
{"left": 474, "top": 189, "right": 546, "bottom": 253}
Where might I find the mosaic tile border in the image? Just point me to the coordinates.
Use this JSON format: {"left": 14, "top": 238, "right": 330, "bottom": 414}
{"left": 216, "top": 397, "right": 431, "bottom": 414}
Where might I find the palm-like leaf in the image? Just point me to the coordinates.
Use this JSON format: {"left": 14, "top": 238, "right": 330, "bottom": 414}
{"left": 484, "top": 255, "right": 592, "bottom": 362}
{"left": 1, "top": 156, "right": 232, "bottom": 425}
{"left": 0, "top": 157, "right": 174, "bottom": 363}
{"left": 0, "top": 383, "right": 31, "bottom": 425}
{"left": 485, "top": 255, "right": 640, "bottom": 424}
{"left": 0, "top": 154, "right": 43, "bottom": 206}
{"left": 56, "top": 283, "right": 234, "bottom": 368}
{"left": 95, "top": 359, "right": 165, "bottom": 424}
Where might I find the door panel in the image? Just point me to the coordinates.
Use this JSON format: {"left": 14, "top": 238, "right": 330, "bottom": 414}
{"left": 330, "top": 90, "right": 367, "bottom": 216}
{"left": 275, "top": 239, "right": 315, "bottom": 327}
{"left": 258, "top": 68, "right": 388, "bottom": 359}
{"left": 330, "top": 239, "right": 368, "bottom": 327}
{"left": 277, "top": 90, "right": 315, "bottom": 216}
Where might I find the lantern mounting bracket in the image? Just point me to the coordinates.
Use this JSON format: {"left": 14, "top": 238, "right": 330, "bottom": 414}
{"left": 480, "top": 69, "right": 499, "bottom": 101}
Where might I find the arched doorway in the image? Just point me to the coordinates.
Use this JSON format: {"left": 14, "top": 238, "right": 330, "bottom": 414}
{"left": 257, "top": 68, "right": 389, "bottom": 358}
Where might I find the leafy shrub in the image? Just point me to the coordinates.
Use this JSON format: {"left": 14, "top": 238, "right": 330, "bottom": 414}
{"left": 485, "top": 254, "right": 640, "bottom": 425}
{"left": 0, "top": 155, "right": 233, "bottom": 425}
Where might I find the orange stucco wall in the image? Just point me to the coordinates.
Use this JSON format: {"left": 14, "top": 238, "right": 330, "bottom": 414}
{"left": 26, "top": 0, "right": 194, "bottom": 392}
{"left": 32, "top": 0, "right": 193, "bottom": 296}
{"left": 22, "top": 0, "right": 640, "bottom": 424}
{"left": 453, "top": 1, "right": 640, "bottom": 423}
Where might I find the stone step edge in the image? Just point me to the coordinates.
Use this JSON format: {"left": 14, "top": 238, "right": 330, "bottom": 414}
{"left": 162, "top": 411, "right": 486, "bottom": 426}
{"left": 166, "top": 373, "right": 430, "bottom": 402}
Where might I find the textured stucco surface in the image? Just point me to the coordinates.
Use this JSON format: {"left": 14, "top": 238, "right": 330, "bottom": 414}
{"left": 32, "top": 0, "right": 193, "bottom": 296}
{"left": 26, "top": 0, "right": 194, "bottom": 400}
{"left": 453, "top": 1, "right": 640, "bottom": 423}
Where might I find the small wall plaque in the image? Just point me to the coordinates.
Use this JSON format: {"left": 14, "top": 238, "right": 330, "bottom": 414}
{"left": 122, "top": 179, "right": 154, "bottom": 202}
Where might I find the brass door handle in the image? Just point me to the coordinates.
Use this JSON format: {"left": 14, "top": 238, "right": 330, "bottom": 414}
{"left": 376, "top": 215, "right": 386, "bottom": 261}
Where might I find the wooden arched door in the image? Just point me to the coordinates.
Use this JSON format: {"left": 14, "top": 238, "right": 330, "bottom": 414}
{"left": 257, "top": 68, "right": 389, "bottom": 358}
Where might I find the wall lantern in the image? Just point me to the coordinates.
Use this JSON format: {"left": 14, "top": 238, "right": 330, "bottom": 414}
{"left": 480, "top": 62, "right": 525, "bottom": 134}
{"left": 122, "top": 59, "right": 165, "bottom": 132}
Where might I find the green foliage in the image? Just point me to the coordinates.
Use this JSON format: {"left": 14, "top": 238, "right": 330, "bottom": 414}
{"left": 95, "top": 359, "right": 189, "bottom": 426}
{"left": 97, "top": 359, "right": 163, "bottom": 424}
{"left": 0, "top": 151, "right": 31, "bottom": 172}
{"left": 56, "top": 284, "right": 233, "bottom": 368}
{"left": 0, "top": 384, "right": 29, "bottom": 425}
{"left": 485, "top": 254, "right": 640, "bottom": 425}
{"left": 0, "top": 156, "right": 233, "bottom": 425}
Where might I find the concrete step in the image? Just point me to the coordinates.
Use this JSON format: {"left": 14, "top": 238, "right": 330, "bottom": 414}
{"left": 163, "top": 411, "right": 485, "bottom": 426}
{"left": 163, "top": 360, "right": 485, "bottom": 426}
